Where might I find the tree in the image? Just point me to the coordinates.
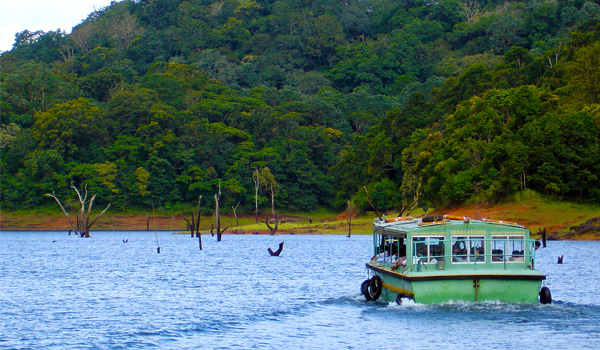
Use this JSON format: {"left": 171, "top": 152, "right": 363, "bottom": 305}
{"left": 257, "top": 167, "right": 279, "bottom": 217}
{"left": 213, "top": 181, "right": 228, "bottom": 241}
{"left": 253, "top": 168, "right": 260, "bottom": 223}
{"left": 46, "top": 184, "right": 111, "bottom": 237}
{"left": 32, "top": 98, "right": 108, "bottom": 163}
{"left": 256, "top": 167, "right": 280, "bottom": 234}
{"left": 231, "top": 202, "right": 240, "bottom": 226}
{"left": 347, "top": 200, "right": 355, "bottom": 238}
{"left": 182, "top": 195, "right": 204, "bottom": 250}
{"left": 3, "top": 62, "right": 62, "bottom": 114}
{"left": 567, "top": 41, "right": 600, "bottom": 103}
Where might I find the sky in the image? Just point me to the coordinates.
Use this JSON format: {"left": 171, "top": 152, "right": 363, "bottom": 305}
{"left": 0, "top": 0, "right": 116, "bottom": 52}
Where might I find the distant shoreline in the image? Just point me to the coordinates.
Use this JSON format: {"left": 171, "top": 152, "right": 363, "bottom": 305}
{"left": 1, "top": 211, "right": 598, "bottom": 240}
{"left": 0, "top": 212, "right": 370, "bottom": 235}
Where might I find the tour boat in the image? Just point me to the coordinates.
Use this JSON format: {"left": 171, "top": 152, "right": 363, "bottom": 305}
{"left": 361, "top": 215, "right": 551, "bottom": 304}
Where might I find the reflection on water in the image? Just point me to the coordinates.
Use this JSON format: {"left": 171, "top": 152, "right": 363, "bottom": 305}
{"left": 1, "top": 231, "right": 599, "bottom": 349}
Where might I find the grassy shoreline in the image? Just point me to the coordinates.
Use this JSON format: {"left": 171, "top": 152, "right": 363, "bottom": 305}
{"left": 1, "top": 194, "right": 598, "bottom": 239}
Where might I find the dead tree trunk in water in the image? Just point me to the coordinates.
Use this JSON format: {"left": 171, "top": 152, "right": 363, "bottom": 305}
{"left": 46, "top": 184, "right": 110, "bottom": 237}
{"left": 347, "top": 200, "right": 354, "bottom": 238}
{"left": 214, "top": 181, "right": 228, "bottom": 241}
{"left": 539, "top": 228, "right": 547, "bottom": 248}
{"left": 182, "top": 195, "right": 203, "bottom": 250}
{"left": 268, "top": 242, "right": 284, "bottom": 256}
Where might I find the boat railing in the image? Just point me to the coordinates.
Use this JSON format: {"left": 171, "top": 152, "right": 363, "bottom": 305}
{"left": 406, "top": 238, "right": 538, "bottom": 271}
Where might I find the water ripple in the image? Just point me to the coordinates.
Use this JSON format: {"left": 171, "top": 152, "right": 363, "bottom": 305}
{"left": 1, "top": 232, "right": 598, "bottom": 349}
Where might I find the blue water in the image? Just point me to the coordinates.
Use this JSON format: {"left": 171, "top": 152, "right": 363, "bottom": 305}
{"left": 1, "top": 231, "right": 599, "bottom": 349}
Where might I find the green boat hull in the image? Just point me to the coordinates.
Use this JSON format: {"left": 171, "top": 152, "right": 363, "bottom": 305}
{"left": 367, "top": 262, "right": 545, "bottom": 304}
{"left": 378, "top": 274, "right": 543, "bottom": 304}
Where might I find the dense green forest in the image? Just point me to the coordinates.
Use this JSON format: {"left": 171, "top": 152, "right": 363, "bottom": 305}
{"left": 1, "top": 0, "right": 600, "bottom": 215}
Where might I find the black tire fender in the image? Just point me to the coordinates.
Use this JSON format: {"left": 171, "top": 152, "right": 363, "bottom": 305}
{"left": 369, "top": 275, "right": 383, "bottom": 300}
{"left": 539, "top": 286, "right": 552, "bottom": 304}
{"left": 361, "top": 279, "right": 373, "bottom": 301}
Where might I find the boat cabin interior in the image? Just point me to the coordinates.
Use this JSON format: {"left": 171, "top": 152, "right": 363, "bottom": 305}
{"left": 372, "top": 216, "right": 537, "bottom": 271}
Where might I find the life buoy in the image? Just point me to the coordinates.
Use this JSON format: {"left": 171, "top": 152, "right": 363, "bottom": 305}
{"left": 369, "top": 275, "right": 383, "bottom": 300}
{"left": 444, "top": 215, "right": 470, "bottom": 222}
{"left": 361, "top": 279, "right": 373, "bottom": 301}
{"left": 539, "top": 286, "right": 552, "bottom": 304}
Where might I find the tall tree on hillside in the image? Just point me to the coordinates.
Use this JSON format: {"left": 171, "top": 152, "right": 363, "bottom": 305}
{"left": 256, "top": 167, "right": 281, "bottom": 234}
{"left": 567, "top": 41, "right": 600, "bottom": 104}
{"left": 258, "top": 167, "right": 279, "bottom": 217}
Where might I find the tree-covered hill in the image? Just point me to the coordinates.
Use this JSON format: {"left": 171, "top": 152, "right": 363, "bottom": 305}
{"left": 1, "top": 0, "right": 599, "bottom": 214}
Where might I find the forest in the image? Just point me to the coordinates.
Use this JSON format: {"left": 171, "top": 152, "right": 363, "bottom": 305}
{"left": 1, "top": 0, "right": 599, "bottom": 216}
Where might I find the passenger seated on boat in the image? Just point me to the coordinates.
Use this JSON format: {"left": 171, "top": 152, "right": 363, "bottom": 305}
{"left": 372, "top": 250, "right": 390, "bottom": 262}
{"left": 492, "top": 249, "right": 504, "bottom": 261}
{"left": 452, "top": 243, "right": 467, "bottom": 262}
{"left": 391, "top": 256, "right": 406, "bottom": 270}
{"left": 512, "top": 250, "right": 524, "bottom": 256}
{"left": 509, "top": 250, "right": 525, "bottom": 261}
{"left": 390, "top": 243, "right": 400, "bottom": 257}
{"left": 471, "top": 247, "right": 485, "bottom": 262}
{"left": 453, "top": 252, "right": 466, "bottom": 262}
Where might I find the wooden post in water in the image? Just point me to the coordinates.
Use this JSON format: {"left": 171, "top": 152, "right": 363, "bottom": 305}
{"left": 542, "top": 228, "right": 547, "bottom": 247}
{"left": 347, "top": 200, "right": 352, "bottom": 238}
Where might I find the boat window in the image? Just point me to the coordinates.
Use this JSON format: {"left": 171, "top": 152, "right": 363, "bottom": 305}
{"left": 451, "top": 236, "right": 485, "bottom": 263}
{"left": 491, "top": 236, "right": 525, "bottom": 262}
{"left": 412, "top": 236, "right": 444, "bottom": 263}
{"left": 373, "top": 235, "right": 405, "bottom": 262}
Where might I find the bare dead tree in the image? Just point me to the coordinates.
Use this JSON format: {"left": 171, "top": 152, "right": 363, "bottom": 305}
{"left": 59, "top": 45, "right": 75, "bottom": 62}
{"left": 214, "top": 181, "right": 228, "bottom": 241}
{"left": 108, "top": 12, "right": 140, "bottom": 49}
{"left": 45, "top": 184, "right": 110, "bottom": 237}
{"left": 253, "top": 168, "right": 259, "bottom": 223}
{"left": 70, "top": 23, "right": 96, "bottom": 55}
{"left": 363, "top": 186, "right": 381, "bottom": 218}
{"left": 182, "top": 195, "right": 203, "bottom": 249}
{"left": 460, "top": 0, "right": 482, "bottom": 24}
{"left": 262, "top": 212, "right": 280, "bottom": 235}
{"left": 398, "top": 178, "right": 422, "bottom": 217}
{"left": 347, "top": 200, "right": 355, "bottom": 238}
{"left": 231, "top": 202, "right": 240, "bottom": 227}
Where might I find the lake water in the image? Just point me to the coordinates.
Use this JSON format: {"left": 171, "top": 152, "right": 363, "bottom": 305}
{"left": 1, "top": 231, "right": 599, "bottom": 349}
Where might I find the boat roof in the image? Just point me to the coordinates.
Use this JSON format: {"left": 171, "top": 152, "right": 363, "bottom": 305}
{"left": 373, "top": 215, "right": 527, "bottom": 237}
